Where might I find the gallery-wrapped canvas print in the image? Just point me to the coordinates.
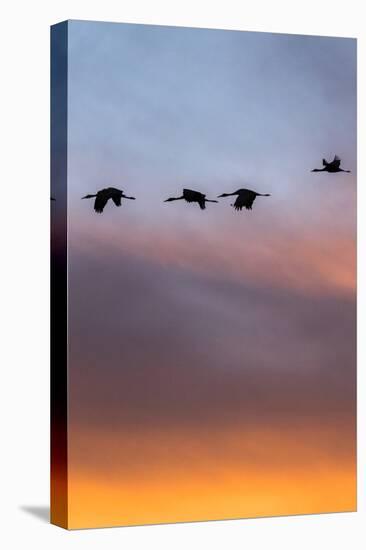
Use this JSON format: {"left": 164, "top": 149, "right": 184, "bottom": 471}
{"left": 51, "top": 20, "right": 357, "bottom": 529}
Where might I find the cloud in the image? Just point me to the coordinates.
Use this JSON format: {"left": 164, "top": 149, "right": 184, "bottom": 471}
{"left": 68, "top": 242, "right": 356, "bottom": 433}
{"left": 69, "top": 198, "right": 356, "bottom": 298}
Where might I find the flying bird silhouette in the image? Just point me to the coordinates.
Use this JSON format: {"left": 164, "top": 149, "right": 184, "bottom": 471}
{"left": 82, "top": 187, "right": 135, "bottom": 213}
{"left": 164, "top": 188, "right": 218, "bottom": 210}
{"left": 217, "top": 188, "right": 271, "bottom": 211}
{"left": 311, "top": 155, "right": 351, "bottom": 173}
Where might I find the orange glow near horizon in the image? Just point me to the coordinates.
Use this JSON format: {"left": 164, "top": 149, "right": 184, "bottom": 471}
{"left": 66, "top": 423, "right": 356, "bottom": 528}
{"left": 68, "top": 467, "right": 356, "bottom": 528}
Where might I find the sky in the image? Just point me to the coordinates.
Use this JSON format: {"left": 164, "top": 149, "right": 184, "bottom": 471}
{"left": 61, "top": 20, "right": 356, "bottom": 528}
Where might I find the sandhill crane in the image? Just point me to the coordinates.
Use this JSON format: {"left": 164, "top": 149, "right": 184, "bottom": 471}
{"left": 164, "top": 188, "right": 218, "bottom": 210}
{"left": 311, "top": 155, "right": 351, "bottom": 173}
{"left": 217, "top": 188, "right": 270, "bottom": 211}
{"left": 82, "top": 187, "right": 135, "bottom": 213}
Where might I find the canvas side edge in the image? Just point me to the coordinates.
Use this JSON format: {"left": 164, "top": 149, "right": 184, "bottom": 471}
{"left": 50, "top": 20, "right": 69, "bottom": 530}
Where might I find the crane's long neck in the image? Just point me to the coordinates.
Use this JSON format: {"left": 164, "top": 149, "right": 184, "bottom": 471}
{"left": 312, "top": 168, "right": 326, "bottom": 172}
{"left": 167, "top": 196, "right": 184, "bottom": 201}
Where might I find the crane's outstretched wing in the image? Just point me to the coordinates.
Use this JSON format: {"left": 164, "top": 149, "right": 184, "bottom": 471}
{"left": 197, "top": 197, "right": 206, "bottom": 210}
{"left": 233, "top": 190, "right": 256, "bottom": 211}
{"left": 332, "top": 155, "right": 341, "bottom": 169}
{"left": 183, "top": 188, "right": 206, "bottom": 209}
{"left": 183, "top": 188, "right": 200, "bottom": 201}
{"left": 94, "top": 192, "right": 110, "bottom": 213}
{"left": 111, "top": 194, "right": 122, "bottom": 207}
